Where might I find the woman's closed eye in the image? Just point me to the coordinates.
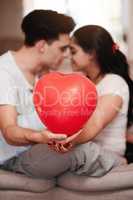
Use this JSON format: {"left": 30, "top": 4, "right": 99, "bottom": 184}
{"left": 70, "top": 47, "right": 77, "bottom": 55}
{"left": 71, "top": 49, "right": 77, "bottom": 55}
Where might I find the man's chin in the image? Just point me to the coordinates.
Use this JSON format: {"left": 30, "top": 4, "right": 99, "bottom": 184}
{"left": 50, "top": 66, "right": 59, "bottom": 71}
{"left": 71, "top": 66, "right": 79, "bottom": 72}
{"left": 50, "top": 63, "right": 62, "bottom": 71}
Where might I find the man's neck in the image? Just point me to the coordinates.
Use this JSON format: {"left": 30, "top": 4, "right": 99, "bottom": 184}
{"left": 12, "top": 46, "right": 44, "bottom": 74}
{"left": 11, "top": 46, "right": 43, "bottom": 86}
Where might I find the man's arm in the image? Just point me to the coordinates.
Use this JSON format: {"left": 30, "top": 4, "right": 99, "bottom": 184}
{"left": 0, "top": 105, "right": 67, "bottom": 146}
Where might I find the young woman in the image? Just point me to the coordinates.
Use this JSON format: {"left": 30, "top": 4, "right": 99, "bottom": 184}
{"left": 67, "top": 25, "right": 133, "bottom": 155}
{"left": 51, "top": 25, "right": 133, "bottom": 161}
{"left": 55, "top": 25, "right": 133, "bottom": 157}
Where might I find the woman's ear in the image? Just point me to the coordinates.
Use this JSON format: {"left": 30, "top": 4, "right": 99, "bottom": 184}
{"left": 35, "top": 40, "right": 46, "bottom": 53}
{"left": 88, "top": 50, "right": 97, "bottom": 61}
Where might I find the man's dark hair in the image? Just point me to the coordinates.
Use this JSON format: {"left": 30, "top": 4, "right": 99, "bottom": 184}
{"left": 21, "top": 9, "right": 75, "bottom": 46}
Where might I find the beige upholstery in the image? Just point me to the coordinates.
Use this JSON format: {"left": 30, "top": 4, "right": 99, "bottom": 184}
{"left": 0, "top": 164, "right": 133, "bottom": 200}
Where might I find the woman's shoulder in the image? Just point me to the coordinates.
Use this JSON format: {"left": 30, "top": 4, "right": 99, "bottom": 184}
{"left": 97, "top": 73, "right": 129, "bottom": 97}
{"left": 103, "top": 73, "right": 126, "bottom": 82}
{"left": 100, "top": 73, "right": 128, "bottom": 89}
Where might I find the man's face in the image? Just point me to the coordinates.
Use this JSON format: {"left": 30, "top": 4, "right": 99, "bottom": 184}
{"left": 43, "top": 34, "right": 70, "bottom": 70}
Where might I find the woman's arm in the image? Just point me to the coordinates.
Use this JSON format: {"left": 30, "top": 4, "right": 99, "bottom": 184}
{"left": 0, "top": 105, "right": 67, "bottom": 146}
{"left": 71, "top": 94, "right": 123, "bottom": 145}
{"left": 49, "top": 94, "right": 123, "bottom": 153}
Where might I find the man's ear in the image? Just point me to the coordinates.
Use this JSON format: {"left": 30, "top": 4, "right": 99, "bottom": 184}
{"left": 35, "top": 40, "right": 46, "bottom": 53}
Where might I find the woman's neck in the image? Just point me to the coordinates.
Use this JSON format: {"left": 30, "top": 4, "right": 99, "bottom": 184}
{"left": 86, "top": 63, "right": 104, "bottom": 84}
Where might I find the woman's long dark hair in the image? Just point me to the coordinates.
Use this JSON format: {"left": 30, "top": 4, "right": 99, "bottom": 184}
{"left": 73, "top": 25, "right": 133, "bottom": 127}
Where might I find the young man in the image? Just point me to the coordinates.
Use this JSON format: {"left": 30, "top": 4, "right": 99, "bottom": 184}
{"left": 0, "top": 9, "right": 75, "bottom": 164}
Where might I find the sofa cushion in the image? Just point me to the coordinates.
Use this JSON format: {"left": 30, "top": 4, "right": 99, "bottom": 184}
{"left": 57, "top": 164, "right": 133, "bottom": 192}
{"left": 0, "top": 169, "right": 55, "bottom": 192}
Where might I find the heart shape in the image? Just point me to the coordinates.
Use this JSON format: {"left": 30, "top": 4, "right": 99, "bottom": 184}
{"left": 33, "top": 72, "right": 97, "bottom": 136}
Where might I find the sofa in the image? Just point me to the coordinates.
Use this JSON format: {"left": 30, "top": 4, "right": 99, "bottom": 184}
{"left": 0, "top": 163, "right": 133, "bottom": 200}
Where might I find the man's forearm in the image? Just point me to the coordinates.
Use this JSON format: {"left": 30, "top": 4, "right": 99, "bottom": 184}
{"left": 3, "top": 125, "right": 40, "bottom": 146}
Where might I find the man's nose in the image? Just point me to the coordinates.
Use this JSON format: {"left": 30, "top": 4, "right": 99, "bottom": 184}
{"left": 63, "top": 48, "right": 71, "bottom": 58}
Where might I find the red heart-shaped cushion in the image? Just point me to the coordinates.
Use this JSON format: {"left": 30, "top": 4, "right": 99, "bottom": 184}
{"left": 33, "top": 72, "right": 97, "bottom": 136}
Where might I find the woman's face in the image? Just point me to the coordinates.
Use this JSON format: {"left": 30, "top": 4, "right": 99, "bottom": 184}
{"left": 70, "top": 39, "right": 92, "bottom": 73}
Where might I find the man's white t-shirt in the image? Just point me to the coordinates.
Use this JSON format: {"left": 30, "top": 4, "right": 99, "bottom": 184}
{"left": 0, "top": 51, "right": 45, "bottom": 164}
{"left": 95, "top": 74, "right": 129, "bottom": 156}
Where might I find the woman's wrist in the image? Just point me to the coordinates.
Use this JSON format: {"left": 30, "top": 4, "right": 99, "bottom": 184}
{"left": 71, "top": 139, "right": 78, "bottom": 147}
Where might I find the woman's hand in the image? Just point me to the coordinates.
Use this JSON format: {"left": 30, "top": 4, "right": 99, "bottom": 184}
{"left": 48, "top": 141, "right": 73, "bottom": 153}
{"left": 48, "top": 130, "right": 81, "bottom": 153}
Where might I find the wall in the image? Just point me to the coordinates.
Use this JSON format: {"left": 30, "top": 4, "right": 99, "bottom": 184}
{"left": 0, "top": 0, "right": 23, "bottom": 54}
{"left": 126, "top": 0, "right": 133, "bottom": 77}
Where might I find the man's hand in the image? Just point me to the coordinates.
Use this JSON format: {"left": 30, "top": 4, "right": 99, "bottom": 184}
{"left": 25, "top": 130, "right": 67, "bottom": 144}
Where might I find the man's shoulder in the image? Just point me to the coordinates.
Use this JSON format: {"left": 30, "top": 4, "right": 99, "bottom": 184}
{"left": 0, "top": 51, "right": 12, "bottom": 71}
{"left": 0, "top": 51, "right": 10, "bottom": 62}
{"left": 0, "top": 51, "right": 15, "bottom": 79}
